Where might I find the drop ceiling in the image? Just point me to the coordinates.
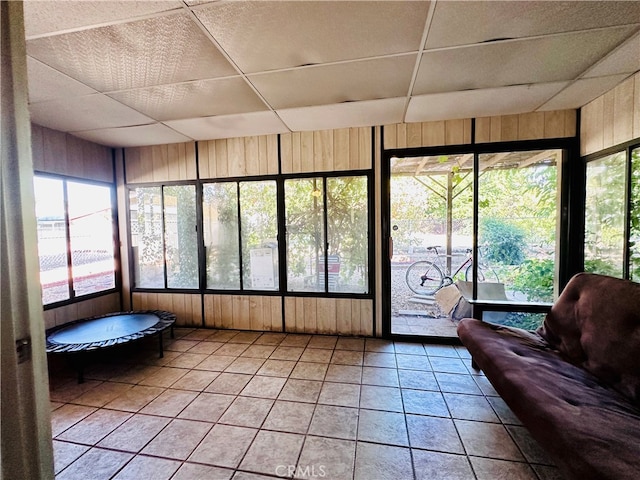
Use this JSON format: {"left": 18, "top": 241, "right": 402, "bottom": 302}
{"left": 23, "top": 0, "right": 640, "bottom": 148}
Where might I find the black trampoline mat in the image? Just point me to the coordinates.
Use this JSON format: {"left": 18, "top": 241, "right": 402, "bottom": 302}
{"left": 47, "top": 313, "right": 160, "bottom": 345}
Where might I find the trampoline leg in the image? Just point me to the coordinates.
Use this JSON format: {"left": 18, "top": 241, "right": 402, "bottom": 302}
{"left": 159, "top": 331, "right": 164, "bottom": 358}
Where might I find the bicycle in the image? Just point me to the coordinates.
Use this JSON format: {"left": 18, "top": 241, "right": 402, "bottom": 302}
{"left": 405, "top": 246, "right": 499, "bottom": 295}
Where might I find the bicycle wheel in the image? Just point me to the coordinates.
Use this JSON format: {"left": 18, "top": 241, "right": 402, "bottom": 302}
{"left": 405, "top": 261, "right": 444, "bottom": 295}
{"left": 465, "top": 264, "right": 500, "bottom": 283}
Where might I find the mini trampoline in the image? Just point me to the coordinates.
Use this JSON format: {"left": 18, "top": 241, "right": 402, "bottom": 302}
{"left": 46, "top": 310, "right": 176, "bottom": 382}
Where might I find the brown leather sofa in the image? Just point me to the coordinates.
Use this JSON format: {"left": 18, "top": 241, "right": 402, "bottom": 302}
{"left": 457, "top": 273, "right": 640, "bottom": 480}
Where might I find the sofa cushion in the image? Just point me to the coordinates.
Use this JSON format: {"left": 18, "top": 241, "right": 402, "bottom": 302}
{"left": 458, "top": 318, "right": 640, "bottom": 480}
{"left": 537, "top": 273, "right": 640, "bottom": 403}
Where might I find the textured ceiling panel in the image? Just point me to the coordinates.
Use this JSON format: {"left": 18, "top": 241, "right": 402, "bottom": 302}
{"left": 414, "top": 26, "right": 636, "bottom": 95}
{"left": 406, "top": 83, "right": 568, "bottom": 122}
{"left": 194, "top": 1, "right": 430, "bottom": 73}
{"left": 538, "top": 74, "right": 631, "bottom": 111}
{"left": 278, "top": 97, "right": 405, "bottom": 131}
{"left": 72, "top": 123, "right": 192, "bottom": 147}
{"left": 27, "top": 12, "right": 237, "bottom": 92}
{"left": 583, "top": 31, "right": 640, "bottom": 78}
{"left": 29, "top": 94, "right": 154, "bottom": 132}
{"left": 426, "top": 1, "right": 640, "bottom": 49}
{"left": 165, "top": 111, "right": 289, "bottom": 140}
{"left": 27, "top": 57, "right": 96, "bottom": 103}
{"left": 249, "top": 55, "right": 416, "bottom": 110}
{"left": 108, "top": 77, "right": 268, "bottom": 121}
{"left": 24, "top": 0, "right": 182, "bottom": 37}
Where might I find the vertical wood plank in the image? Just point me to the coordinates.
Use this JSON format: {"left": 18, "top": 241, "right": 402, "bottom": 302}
{"left": 383, "top": 124, "right": 397, "bottom": 150}
{"left": 350, "top": 300, "right": 361, "bottom": 336}
{"left": 43, "top": 128, "right": 67, "bottom": 175}
{"left": 280, "top": 133, "right": 293, "bottom": 174}
{"left": 167, "top": 143, "right": 180, "bottom": 181}
{"left": 500, "top": 115, "right": 519, "bottom": 141}
{"left": 245, "top": 136, "right": 260, "bottom": 176}
{"left": 249, "top": 296, "right": 262, "bottom": 330}
{"left": 360, "top": 300, "right": 373, "bottom": 336}
{"left": 258, "top": 135, "right": 268, "bottom": 175}
{"left": 422, "top": 121, "right": 445, "bottom": 147}
{"left": 634, "top": 73, "right": 640, "bottom": 139}
{"left": 303, "top": 297, "right": 316, "bottom": 333}
{"left": 220, "top": 295, "right": 233, "bottom": 329}
{"left": 284, "top": 297, "right": 295, "bottom": 332}
{"left": 518, "top": 112, "right": 545, "bottom": 140}
{"left": 613, "top": 77, "right": 634, "bottom": 146}
{"left": 152, "top": 145, "right": 169, "bottom": 182}
{"left": 396, "top": 124, "right": 407, "bottom": 148}
{"left": 227, "top": 138, "right": 246, "bottom": 177}
{"left": 336, "top": 298, "right": 351, "bottom": 335}
{"left": 334, "top": 128, "right": 350, "bottom": 171}
{"left": 292, "top": 132, "right": 302, "bottom": 173}
{"left": 406, "top": 123, "right": 422, "bottom": 147}
{"left": 301, "top": 131, "right": 314, "bottom": 173}
{"left": 215, "top": 140, "right": 229, "bottom": 178}
{"left": 474, "top": 117, "right": 491, "bottom": 144}
{"left": 349, "top": 127, "right": 360, "bottom": 168}
{"left": 267, "top": 134, "right": 279, "bottom": 175}
{"left": 314, "top": 129, "right": 334, "bottom": 172}
{"left": 489, "top": 116, "right": 502, "bottom": 142}
{"left": 445, "top": 119, "right": 466, "bottom": 145}
{"left": 358, "top": 127, "right": 371, "bottom": 169}
{"left": 271, "top": 297, "right": 282, "bottom": 331}
{"left": 198, "top": 141, "right": 210, "bottom": 179}
{"left": 65, "top": 134, "right": 85, "bottom": 178}
{"left": 602, "top": 90, "right": 615, "bottom": 150}
{"left": 543, "top": 110, "right": 565, "bottom": 139}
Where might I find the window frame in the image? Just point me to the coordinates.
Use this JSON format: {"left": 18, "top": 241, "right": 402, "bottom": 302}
{"left": 35, "top": 172, "right": 119, "bottom": 310}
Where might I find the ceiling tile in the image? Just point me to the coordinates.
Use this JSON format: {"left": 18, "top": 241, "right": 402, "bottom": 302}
{"left": 414, "top": 26, "right": 637, "bottom": 95}
{"left": 278, "top": 98, "right": 406, "bottom": 132}
{"left": 405, "top": 83, "right": 568, "bottom": 122}
{"left": 29, "top": 94, "right": 154, "bottom": 132}
{"left": 537, "top": 74, "right": 632, "bottom": 111}
{"left": 27, "top": 57, "right": 96, "bottom": 103}
{"left": 249, "top": 55, "right": 416, "bottom": 110}
{"left": 108, "top": 77, "right": 268, "bottom": 121}
{"left": 426, "top": 1, "right": 640, "bottom": 49}
{"left": 583, "top": 31, "right": 640, "bottom": 78}
{"left": 27, "top": 12, "right": 237, "bottom": 92}
{"left": 165, "top": 111, "right": 289, "bottom": 140}
{"left": 72, "top": 123, "right": 192, "bottom": 147}
{"left": 194, "top": 1, "right": 430, "bottom": 73}
{"left": 24, "top": 0, "right": 183, "bottom": 38}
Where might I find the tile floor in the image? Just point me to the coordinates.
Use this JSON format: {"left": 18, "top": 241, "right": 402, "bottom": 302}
{"left": 49, "top": 329, "right": 562, "bottom": 480}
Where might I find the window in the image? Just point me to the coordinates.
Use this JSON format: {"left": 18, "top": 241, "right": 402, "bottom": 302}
{"left": 129, "top": 185, "right": 198, "bottom": 289}
{"left": 285, "top": 175, "right": 369, "bottom": 293}
{"left": 34, "top": 175, "right": 116, "bottom": 306}
{"left": 202, "top": 180, "right": 278, "bottom": 291}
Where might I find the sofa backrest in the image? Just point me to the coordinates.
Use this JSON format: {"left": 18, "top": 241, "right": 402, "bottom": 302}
{"left": 538, "top": 272, "right": 640, "bottom": 404}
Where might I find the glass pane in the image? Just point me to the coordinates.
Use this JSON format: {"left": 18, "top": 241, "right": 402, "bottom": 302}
{"left": 67, "top": 181, "right": 116, "bottom": 296}
{"left": 129, "top": 187, "right": 164, "bottom": 288}
{"left": 164, "top": 185, "right": 198, "bottom": 289}
{"left": 483, "top": 311, "right": 546, "bottom": 330}
{"left": 34, "top": 176, "right": 69, "bottom": 304}
{"left": 327, "top": 176, "right": 369, "bottom": 293}
{"left": 285, "top": 178, "right": 325, "bottom": 292}
{"left": 584, "top": 152, "right": 626, "bottom": 278}
{"left": 630, "top": 148, "right": 640, "bottom": 282}
{"left": 240, "top": 181, "right": 278, "bottom": 290}
{"left": 203, "top": 183, "right": 240, "bottom": 289}
{"left": 478, "top": 150, "right": 560, "bottom": 306}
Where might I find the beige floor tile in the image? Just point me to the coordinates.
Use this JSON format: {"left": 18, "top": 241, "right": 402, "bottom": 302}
{"left": 330, "top": 350, "right": 364, "bottom": 366}
{"left": 507, "top": 425, "right": 556, "bottom": 465}
{"left": 296, "top": 436, "right": 355, "bottom": 480}
{"left": 308, "top": 405, "right": 358, "bottom": 440}
{"left": 354, "top": 442, "right": 413, "bottom": 480}
{"left": 218, "top": 396, "right": 274, "bottom": 427}
{"left": 469, "top": 456, "right": 538, "bottom": 480}
{"left": 56, "top": 447, "right": 132, "bottom": 480}
{"left": 365, "top": 338, "right": 396, "bottom": 353}
{"left": 256, "top": 359, "right": 297, "bottom": 377}
{"left": 241, "top": 375, "right": 287, "bottom": 399}
{"left": 393, "top": 342, "right": 426, "bottom": 355}
{"left": 299, "top": 348, "right": 334, "bottom": 363}
{"left": 205, "top": 372, "right": 253, "bottom": 395}
{"left": 406, "top": 414, "right": 465, "bottom": 454}
{"left": 361, "top": 366, "right": 399, "bottom": 387}
{"left": 318, "top": 382, "right": 360, "bottom": 408}
{"left": 455, "top": 420, "right": 525, "bottom": 461}
{"left": 253, "top": 332, "right": 286, "bottom": 345}
{"left": 171, "top": 369, "right": 219, "bottom": 391}
{"left": 109, "top": 365, "right": 162, "bottom": 384}
{"left": 280, "top": 334, "right": 312, "bottom": 347}
{"left": 189, "top": 424, "right": 258, "bottom": 468}
{"left": 357, "top": 409, "right": 408, "bottom": 446}
{"left": 444, "top": 393, "right": 501, "bottom": 422}
{"left": 240, "top": 344, "right": 277, "bottom": 359}
{"left": 278, "top": 379, "right": 323, "bottom": 403}
{"left": 487, "top": 396, "right": 522, "bottom": 425}
{"left": 52, "top": 440, "right": 89, "bottom": 474}
{"left": 57, "top": 409, "right": 131, "bottom": 445}
{"left": 71, "top": 382, "right": 133, "bottom": 408}
{"left": 171, "top": 463, "right": 234, "bottom": 480}
{"left": 187, "top": 341, "right": 225, "bottom": 355}
{"left": 396, "top": 353, "right": 431, "bottom": 371}
{"left": 178, "top": 392, "right": 235, "bottom": 422}
{"left": 112, "top": 455, "right": 181, "bottom": 480}
{"left": 262, "top": 400, "right": 315, "bottom": 434}
{"left": 363, "top": 352, "right": 397, "bottom": 368}
{"left": 195, "top": 354, "right": 237, "bottom": 372}
{"left": 97, "top": 414, "right": 170, "bottom": 452}
{"left": 401, "top": 388, "right": 450, "bottom": 417}
{"left": 208, "top": 330, "right": 241, "bottom": 342}
{"left": 231, "top": 331, "right": 263, "bottom": 343}
{"left": 181, "top": 329, "right": 216, "bottom": 341}
{"left": 360, "top": 385, "right": 403, "bottom": 412}
{"left": 215, "top": 343, "right": 250, "bottom": 356}
{"left": 290, "top": 362, "right": 328, "bottom": 381}
{"left": 335, "top": 337, "right": 365, "bottom": 351}
{"left": 224, "top": 357, "right": 266, "bottom": 375}
{"left": 139, "top": 389, "right": 198, "bottom": 417}
{"left": 138, "top": 367, "right": 188, "bottom": 388}
{"left": 412, "top": 450, "right": 475, "bottom": 480}
{"left": 270, "top": 346, "right": 305, "bottom": 361}
{"left": 165, "top": 339, "right": 200, "bottom": 352}
{"left": 51, "top": 404, "right": 97, "bottom": 437}
{"left": 324, "top": 364, "right": 362, "bottom": 384}
{"left": 142, "top": 418, "right": 212, "bottom": 460}
{"left": 306, "top": 335, "right": 338, "bottom": 349}
{"left": 166, "top": 352, "right": 209, "bottom": 369}
{"left": 398, "top": 370, "right": 439, "bottom": 391}
{"left": 50, "top": 379, "right": 103, "bottom": 403}
{"left": 436, "top": 372, "right": 484, "bottom": 395}
{"left": 104, "top": 385, "right": 165, "bottom": 412}
{"left": 239, "top": 430, "right": 305, "bottom": 476}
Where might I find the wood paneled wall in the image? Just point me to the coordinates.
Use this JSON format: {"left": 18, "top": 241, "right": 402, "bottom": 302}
{"left": 581, "top": 72, "right": 640, "bottom": 156}
{"left": 43, "top": 293, "right": 120, "bottom": 330}
{"left": 132, "top": 292, "right": 203, "bottom": 327}
{"left": 281, "top": 128, "right": 372, "bottom": 173}
{"left": 284, "top": 297, "right": 373, "bottom": 336}
{"left": 204, "top": 295, "right": 282, "bottom": 331}
{"left": 199, "top": 135, "right": 279, "bottom": 179}
{"left": 31, "top": 124, "right": 113, "bottom": 182}
{"left": 125, "top": 142, "right": 197, "bottom": 183}
{"left": 383, "top": 110, "right": 576, "bottom": 150}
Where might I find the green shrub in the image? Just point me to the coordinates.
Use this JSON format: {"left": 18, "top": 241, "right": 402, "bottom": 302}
{"left": 480, "top": 219, "right": 525, "bottom": 265}
{"left": 512, "top": 259, "right": 554, "bottom": 302}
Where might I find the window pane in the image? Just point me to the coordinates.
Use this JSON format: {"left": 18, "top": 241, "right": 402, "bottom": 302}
{"left": 630, "top": 148, "right": 640, "bottom": 281}
{"left": 67, "top": 181, "right": 116, "bottom": 296}
{"left": 285, "top": 178, "right": 325, "bottom": 292}
{"left": 129, "top": 187, "right": 164, "bottom": 287}
{"left": 34, "top": 176, "right": 69, "bottom": 304}
{"left": 584, "top": 152, "right": 626, "bottom": 278}
{"left": 327, "top": 176, "right": 369, "bottom": 293}
{"left": 478, "top": 150, "right": 560, "bottom": 305}
{"left": 164, "top": 185, "right": 198, "bottom": 289}
{"left": 203, "top": 183, "right": 240, "bottom": 289}
{"left": 240, "top": 181, "right": 278, "bottom": 290}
